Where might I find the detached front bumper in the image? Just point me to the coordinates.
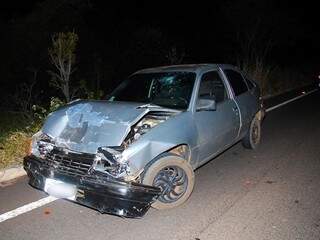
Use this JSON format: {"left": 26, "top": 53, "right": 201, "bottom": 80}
{"left": 23, "top": 156, "right": 161, "bottom": 218}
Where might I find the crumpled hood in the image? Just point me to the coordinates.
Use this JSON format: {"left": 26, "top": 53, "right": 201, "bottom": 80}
{"left": 42, "top": 100, "right": 151, "bottom": 153}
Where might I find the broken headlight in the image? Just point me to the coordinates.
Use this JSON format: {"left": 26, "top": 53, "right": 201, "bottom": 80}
{"left": 30, "top": 131, "right": 54, "bottom": 158}
{"left": 92, "top": 146, "right": 129, "bottom": 178}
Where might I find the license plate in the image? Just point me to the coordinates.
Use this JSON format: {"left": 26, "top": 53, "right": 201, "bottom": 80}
{"left": 44, "top": 178, "right": 77, "bottom": 200}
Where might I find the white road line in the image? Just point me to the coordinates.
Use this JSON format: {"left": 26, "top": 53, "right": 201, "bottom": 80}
{"left": 0, "top": 196, "right": 57, "bottom": 223}
{"left": 0, "top": 88, "right": 318, "bottom": 224}
{"left": 266, "top": 89, "right": 318, "bottom": 112}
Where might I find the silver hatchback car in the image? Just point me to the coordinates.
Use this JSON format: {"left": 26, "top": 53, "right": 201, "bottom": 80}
{"left": 24, "top": 64, "right": 265, "bottom": 218}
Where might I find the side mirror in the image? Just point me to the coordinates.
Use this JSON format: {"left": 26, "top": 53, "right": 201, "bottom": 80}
{"left": 196, "top": 99, "right": 216, "bottom": 111}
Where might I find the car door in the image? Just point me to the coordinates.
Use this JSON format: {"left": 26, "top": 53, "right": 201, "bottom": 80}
{"left": 223, "top": 69, "right": 255, "bottom": 138}
{"left": 194, "top": 71, "right": 240, "bottom": 164}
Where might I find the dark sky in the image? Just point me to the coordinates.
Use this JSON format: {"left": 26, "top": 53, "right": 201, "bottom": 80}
{"left": 0, "top": 0, "right": 318, "bottom": 103}
{"left": 93, "top": 1, "right": 319, "bottom": 65}
{"left": 171, "top": 2, "right": 313, "bottom": 65}
{"left": 0, "top": 0, "right": 319, "bottom": 67}
{"left": 0, "top": 1, "right": 39, "bottom": 21}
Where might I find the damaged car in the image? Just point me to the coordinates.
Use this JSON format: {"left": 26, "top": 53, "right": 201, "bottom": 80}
{"left": 24, "top": 64, "right": 265, "bottom": 218}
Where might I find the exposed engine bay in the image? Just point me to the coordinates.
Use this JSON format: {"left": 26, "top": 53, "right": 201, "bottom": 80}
{"left": 123, "top": 111, "right": 173, "bottom": 147}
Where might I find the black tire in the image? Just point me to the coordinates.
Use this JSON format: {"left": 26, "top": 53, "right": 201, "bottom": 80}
{"left": 242, "top": 115, "right": 261, "bottom": 149}
{"left": 142, "top": 154, "right": 194, "bottom": 210}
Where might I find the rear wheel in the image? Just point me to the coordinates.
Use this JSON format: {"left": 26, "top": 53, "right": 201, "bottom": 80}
{"left": 142, "top": 154, "right": 194, "bottom": 210}
{"left": 242, "top": 115, "right": 261, "bottom": 149}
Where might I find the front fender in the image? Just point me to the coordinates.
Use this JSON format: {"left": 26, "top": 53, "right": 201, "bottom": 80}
{"left": 123, "top": 111, "right": 199, "bottom": 173}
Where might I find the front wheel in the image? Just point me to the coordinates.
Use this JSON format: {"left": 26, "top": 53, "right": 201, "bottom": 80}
{"left": 142, "top": 154, "right": 194, "bottom": 210}
{"left": 242, "top": 115, "right": 261, "bottom": 149}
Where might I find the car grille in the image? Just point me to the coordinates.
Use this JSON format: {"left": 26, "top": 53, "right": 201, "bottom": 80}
{"left": 44, "top": 149, "right": 95, "bottom": 176}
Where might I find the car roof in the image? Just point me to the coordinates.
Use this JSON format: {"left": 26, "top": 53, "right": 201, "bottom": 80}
{"left": 134, "top": 64, "right": 236, "bottom": 75}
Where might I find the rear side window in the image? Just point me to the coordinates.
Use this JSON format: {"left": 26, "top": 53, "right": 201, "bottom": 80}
{"left": 224, "top": 70, "right": 248, "bottom": 96}
{"left": 246, "top": 78, "right": 255, "bottom": 89}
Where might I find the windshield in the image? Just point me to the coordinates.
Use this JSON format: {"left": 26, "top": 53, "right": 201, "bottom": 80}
{"left": 109, "top": 72, "right": 196, "bottom": 109}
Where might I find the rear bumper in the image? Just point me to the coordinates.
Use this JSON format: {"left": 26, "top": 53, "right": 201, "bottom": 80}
{"left": 23, "top": 156, "right": 161, "bottom": 218}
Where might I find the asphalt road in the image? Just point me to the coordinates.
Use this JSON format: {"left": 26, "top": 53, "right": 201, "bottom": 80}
{"left": 1, "top": 90, "right": 320, "bottom": 240}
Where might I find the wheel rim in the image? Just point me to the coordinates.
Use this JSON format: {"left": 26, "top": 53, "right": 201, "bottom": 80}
{"left": 153, "top": 166, "right": 188, "bottom": 203}
{"left": 252, "top": 120, "right": 260, "bottom": 145}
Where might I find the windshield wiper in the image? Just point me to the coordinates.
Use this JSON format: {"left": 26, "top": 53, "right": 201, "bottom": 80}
{"left": 136, "top": 103, "right": 163, "bottom": 109}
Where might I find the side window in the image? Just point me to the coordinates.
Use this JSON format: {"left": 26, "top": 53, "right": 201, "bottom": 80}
{"left": 198, "top": 71, "right": 227, "bottom": 103}
{"left": 244, "top": 75, "right": 256, "bottom": 90}
{"left": 224, "top": 70, "right": 248, "bottom": 96}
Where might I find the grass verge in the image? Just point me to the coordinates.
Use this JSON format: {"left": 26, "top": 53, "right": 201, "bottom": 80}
{"left": 0, "top": 112, "right": 35, "bottom": 169}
